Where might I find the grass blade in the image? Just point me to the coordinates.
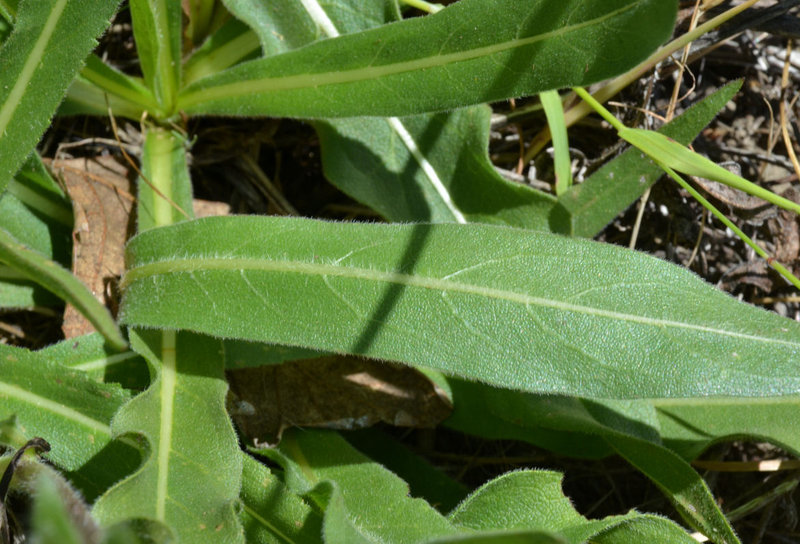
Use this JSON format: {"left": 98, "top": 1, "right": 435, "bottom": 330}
{"left": 540, "top": 90, "right": 572, "bottom": 196}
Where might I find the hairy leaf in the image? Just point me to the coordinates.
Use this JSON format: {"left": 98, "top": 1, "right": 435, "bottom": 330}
{"left": 121, "top": 216, "right": 800, "bottom": 399}
{"left": 0, "top": 342, "right": 129, "bottom": 471}
{"left": 445, "top": 382, "right": 738, "bottom": 542}
{"left": 0, "top": 0, "right": 118, "bottom": 190}
{"left": 654, "top": 397, "right": 800, "bottom": 460}
{"left": 177, "top": 0, "right": 677, "bottom": 118}
{"left": 239, "top": 453, "right": 323, "bottom": 544}
{"left": 92, "top": 330, "right": 243, "bottom": 543}
{"left": 255, "top": 429, "right": 459, "bottom": 543}
{"left": 448, "top": 470, "right": 697, "bottom": 544}
{"left": 0, "top": 227, "right": 126, "bottom": 350}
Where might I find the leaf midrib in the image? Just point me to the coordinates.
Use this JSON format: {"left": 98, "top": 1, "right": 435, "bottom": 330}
{"left": 0, "top": 0, "right": 68, "bottom": 135}
{"left": 0, "top": 380, "right": 110, "bottom": 434}
{"left": 178, "top": 3, "right": 634, "bottom": 107}
{"left": 123, "top": 257, "right": 798, "bottom": 348}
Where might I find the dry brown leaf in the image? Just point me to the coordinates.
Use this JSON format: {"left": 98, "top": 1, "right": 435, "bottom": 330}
{"left": 50, "top": 157, "right": 135, "bottom": 340}
{"left": 227, "top": 355, "right": 452, "bottom": 444}
{"left": 193, "top": 199, "right": 231, "bottom": 218}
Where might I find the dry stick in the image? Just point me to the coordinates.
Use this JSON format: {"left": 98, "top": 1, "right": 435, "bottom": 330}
{"left": 779, "top": 40, "right": 800, "bottom": 180}
{"left": 106, "top": 101, "right": 190, "bottom": 220}
{"left": 523, "top": 0, "right": 763, "bottom": 163}
{"left": 686, "top": 206, "right": 707, "bottom": 268}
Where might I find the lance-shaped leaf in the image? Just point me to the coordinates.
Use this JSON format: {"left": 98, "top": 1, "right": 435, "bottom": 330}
{"left": 177, "top": 0, "right": 677, "bottom": 118}
{"left": 0, "top": 154, "right": 72, "bottom": 308}
{"left": 92, "top": 330, "right": 243, "bottom": 543}
{"left": 128, "top": 0, "right": 182, "bottom": 112}
{"left": 62, "top": 55, "right": 157, "bottom": 119}
{"left": 228, "top": 0, "right": 555, "bottom": 226}
{"left": 0, "top": 0, "right": 118, "bottom": 190}
{"left": 550, "top": 81, "right": 742, "bottom": 237}
{"left": 318, "top": 107, "right": 556, "bottom": 227}
{"left": 121, "top": 216, "right": 800, "bottom": 399}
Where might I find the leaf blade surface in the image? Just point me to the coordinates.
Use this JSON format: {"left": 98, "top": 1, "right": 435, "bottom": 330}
{"left": 121, "top": 216, "right": 800, "bottom": 399}
{"left": 178, "top": 0, "right": 677, "bottom": 118}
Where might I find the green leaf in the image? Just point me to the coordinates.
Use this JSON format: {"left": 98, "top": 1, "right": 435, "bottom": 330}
{"left": 255, "top": 428, "right": 459, "bottom": 543}
{"left": 62, "top": 54, "right": 157, "bottom": 119}
{"left": 239, "top": 453, "right": 323, "bottom": 544}
{"left": 121, "top": 215, "right": 800, "bottom": 398}
{"left": 229, "top": 0, "right": 555, "bottom": 227}
{"left": 0, "top": 154, "right": 72, "bottom": 308}
{"left": 177, "top": 0, "right": 677, "bottom": 118}
{"left": 550, "top": 81, "right": 742, "bottom": 237}
{"left": 223, "top": 0, "right": 400, "bottom": 54}
{"left": 449, "top": 470, "right": 629, "bottom": 541}
{"left": 654, "top": 397, "right": 800, "bottom": 460}
{"left": 591, "top": 516, "right": 700, "bottom": 544}
{"left": 428, "top": 532, "right": 566, "bottom": 544}
{"left": 345, "top": 428, "right": 468, "bottom": 512}
{"left": 540, "top": 91, "right": 571, "bottom": 196}
{"left": 0, "top": 156, "right": 71, "bottom": 260}
{"left": 0, "top": 342, "right": 130, "bottom": 472}
{"left": 0, "top": 227, "right": 126, "bottom": 350}
{"left": 445, "top": 380, "right": 612, "bottom": 459}
{"left": 42, "top": 332, "right": 147, "bottom": 390}
{"left": 92, "top": 330, "right": 243, "bottom": 544}
{"left": 29, "top": 472, "right": 91, "bottom": 544}
{"left": 317, "top": 108, "right": 556, "bottom": 227}
{"left": 128, "top": 0, "right": 182, "bottom": 113}
{"left": 0, "top": 0, "right": 118, "bottom": 190}
{"left": 444, "top": 383, "right": 738, "bottom": 543}
{"left": 447, "top": 470, "right": 697, "bottom": 544}
{"left": 183, "top": 17, "right": 261, "bottom": 86}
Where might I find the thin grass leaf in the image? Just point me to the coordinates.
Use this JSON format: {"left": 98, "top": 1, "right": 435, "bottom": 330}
{"left": 0, "top": 0, "right": 118, "bottom": 190}
{"left": 551, "top": 81, "right": 742, "bottom": 237}
{"left": 540, "top": 90, "right": 571, "bottom": 196}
